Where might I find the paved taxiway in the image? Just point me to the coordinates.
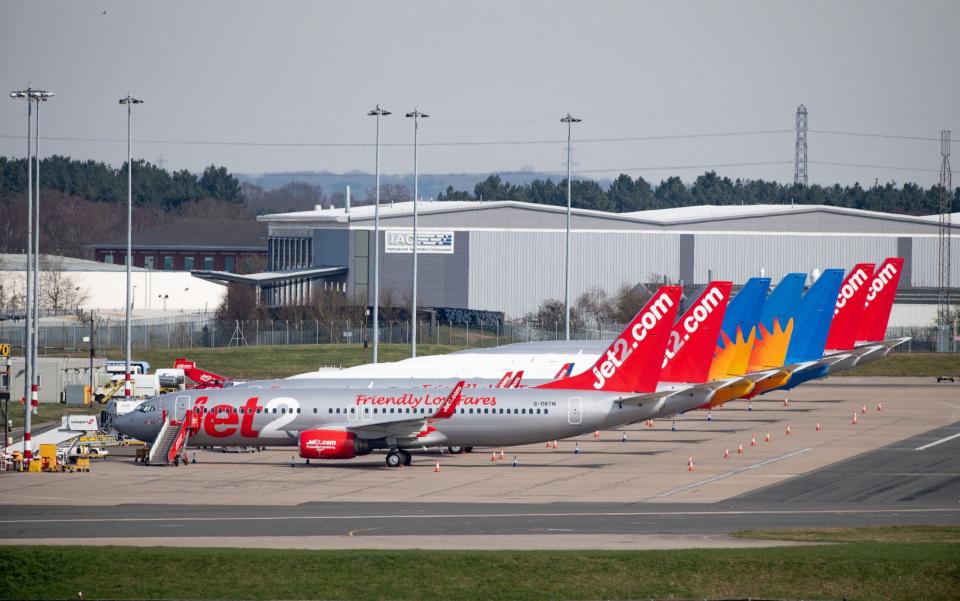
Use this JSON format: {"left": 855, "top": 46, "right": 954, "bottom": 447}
{"left": 1, "top": 377, "right": 957, "bottom": 548}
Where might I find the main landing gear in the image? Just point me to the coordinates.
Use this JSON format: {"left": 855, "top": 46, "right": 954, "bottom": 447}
{"left": 385, "top": 449, "right": 412, "bottom": 468}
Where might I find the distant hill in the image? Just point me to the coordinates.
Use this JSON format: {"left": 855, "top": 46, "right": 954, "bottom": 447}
{"left": 236, "top": 171, "right": 611, "bottom": 200}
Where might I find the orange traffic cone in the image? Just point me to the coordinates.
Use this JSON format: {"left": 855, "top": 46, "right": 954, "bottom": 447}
{"left": 877, "top": 402, "right": 883, "bottom": 412}
{"left": 764, "top": 432, "right": 771, "bottom": 442}
{"left": 737, "top": 444, "right": 744, "bottom": 454}
{"left": 687, "top": 456, "right": 694, "bottom": 471}
{"left": 646, "top": 419, "right": 654, "bottom": 428}
{"left": 861, "top": 404, "right": 867, "bottom": 414}
{"left": 751, "top": 436, "right": 757, "bottom": 447}
{"left": 852, "top": 412, "right": 858, "bottom": 425}
{"left": 499, "top": 449, "right": 505, "bottom": 460}
{"left": 491, "top": 451, "right": 497, "bottom": 462}
{"left": 546, "top": 440, "right": 552, "bottom": 448}
{"left": 785, "top": 425, "right": 792, "bottom": 436}
{"left": 816, "top": 422, "right": 821, "bottom": 432}
{"left": 433, "top": 462, "right": 441, "bottom": 473}
{"left": 724, "top": 448, "right": 730, "bottom": 459}
{"left": 594, "top": 430, "right": 600, "bottom": 438}
{"left": 783, "top": 397, "right": 789, "bottom": 407}
{"left": 552, "top": 440, "right": 558, "bottom": 449}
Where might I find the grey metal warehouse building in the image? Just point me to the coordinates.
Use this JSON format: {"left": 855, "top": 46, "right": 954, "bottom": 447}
{"left": 196, "top": 201, "right": 959, "bottom": 324}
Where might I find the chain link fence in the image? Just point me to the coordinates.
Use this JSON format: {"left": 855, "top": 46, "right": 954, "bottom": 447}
{"left": 0, "top": 316, "right": 956, "bottom": 354}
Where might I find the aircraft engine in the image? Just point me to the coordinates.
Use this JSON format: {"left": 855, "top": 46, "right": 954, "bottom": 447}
{"left": 298, "top": 430, "right": 369, "bottom": 459}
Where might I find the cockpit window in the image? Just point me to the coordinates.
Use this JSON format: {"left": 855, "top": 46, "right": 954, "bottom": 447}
{"left": 136, "top": 404, "right": 156, "bottom": 412}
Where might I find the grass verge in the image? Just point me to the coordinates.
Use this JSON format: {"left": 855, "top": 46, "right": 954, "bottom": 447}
{"left": 2, "top": 540, "right": 958, "bottom": 601}
{"left": 832, "top": 352, "right": 960, "bottom": 377}
{"left": 7, "top": 403, "right": 94, "bottom": 431}
{"left": 734, "top": 524, "right": 960, "bottom": 544}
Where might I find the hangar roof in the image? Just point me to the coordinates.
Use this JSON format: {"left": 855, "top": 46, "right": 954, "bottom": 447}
{"left": 258, "top": 199, "right": 956, "bottom": 232}
{"left": 0, "top": 253, "right": 146, "bottom": 272}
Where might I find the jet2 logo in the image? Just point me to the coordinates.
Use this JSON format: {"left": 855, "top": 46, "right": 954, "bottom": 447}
{"left": 834, "top": 267, "right": 870, "bottom": 315}
{"left": 592, "top": 291, "right": 675, "bottom": 390}
{"left": 662, "top": 285, "right": 726, "bottom": 368}
{"left": 864, "top": 262, "right": 898, "bottom": 307}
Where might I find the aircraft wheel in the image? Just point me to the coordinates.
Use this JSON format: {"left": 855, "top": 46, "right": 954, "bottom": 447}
{"left": 465, "top": 446, "right": 474, "bottom": 453}
{"left": 400, "top": 450, "right": 412, "bottom": 466}
{"left": 447, "top": 446, "right": 464, "bottom": 454}
{"left": 173, "top": 457, "right": 180, "bottom": 466}
{"left": 385, "top": 451, "right": 403, "bottom": 468}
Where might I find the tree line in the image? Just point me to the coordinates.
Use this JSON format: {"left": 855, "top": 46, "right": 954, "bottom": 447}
{"left": 0, "top": 155, "right": 242, "bottom": 208}
{"left": 438, "top": 172, "right": 959, "bottom": 216}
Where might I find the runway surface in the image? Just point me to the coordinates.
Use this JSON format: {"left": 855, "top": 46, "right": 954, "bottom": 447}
{"left": 2, "top": 421, "right": 957, "bottom": 541}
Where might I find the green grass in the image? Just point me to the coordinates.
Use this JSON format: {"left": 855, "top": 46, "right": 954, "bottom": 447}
{"left": 7, "top": 403, "right": 94, "bottom": 430}
{"left": 832, "top": 352, "right": 960, "bottom": 377}
{"left": 136, "top": 343, "right": 466, "bottom": 380}
{"left": 735, "top": 524, "right": 960, "bottom": 544}
{"left": 2, "top": 540, "right": 959, "bottom": 601}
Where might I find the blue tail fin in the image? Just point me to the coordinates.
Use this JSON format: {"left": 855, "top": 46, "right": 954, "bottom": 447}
{"left": 747, "top": 273, "right": 807, "bottom": 371}
{"left": 708, "top": 277, "right": 770, "bottom": 379}
{"left": 784, "top": 269, "right": 845, "bottom": 364}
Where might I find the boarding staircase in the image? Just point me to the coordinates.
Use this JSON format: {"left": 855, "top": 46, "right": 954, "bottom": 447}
{"left": 146, "top": 411, "right": 199, "bottom": 465}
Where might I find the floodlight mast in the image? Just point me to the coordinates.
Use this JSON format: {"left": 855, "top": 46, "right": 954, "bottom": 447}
{"left": 560, "top": 113, "right": 581, "bottom": 341}
{"left": 8, "top": 88, "right": 37, "bottom": 459}
{"left": 30, "top": 90, "right": 52, "bottom": 417}
{"left": 405, "top": 109, "right": 429, "bottom": 358}
{"left": 119, "top": 94, "right": 143, "bottom": 398}
{"left": 367, "top": 105, "right": 391, "bottom": 363}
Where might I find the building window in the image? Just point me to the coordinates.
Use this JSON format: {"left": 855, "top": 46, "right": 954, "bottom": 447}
{"left": 103, "top": 253, "right": 114, "bottom": 264}
{"left": 144, "top": 256, "right": 156, "bottom": 270}
{"left": 224, "top": 256, "right": 235, "bottom": 273}
{"left": 203, "top": 256, "right": 214, "bottom": 270}
{"left": 162, "top": 256, "right": 174, "bottom": 270}
{"left": 184, "top": 256, "right": 195, "bottom": 270}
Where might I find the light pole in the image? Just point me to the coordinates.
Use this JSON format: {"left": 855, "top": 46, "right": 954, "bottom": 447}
{"left": 561, "top": 113, "right": 581, "bottom": 341}
{"left": 8, "top": 87, "right": 41, "bottom": 459}
{"left": 119, "top": 93, "right": 143, "bottom": 398}
{"left": 405, "top": 109, "right": 428, "bottom": 358}
{"left": 367, "top": 105, "right": 390, "bottom": 363}
{"left": 31, "top": 90, "right": 53, "bottom": 413}
{"left": 158, "top": 294, "right": 169, "bottom": 311}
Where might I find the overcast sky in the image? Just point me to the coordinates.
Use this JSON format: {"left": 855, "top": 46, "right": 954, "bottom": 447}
{"left": 1, "top": 0, "right": 957, "bottom": 186}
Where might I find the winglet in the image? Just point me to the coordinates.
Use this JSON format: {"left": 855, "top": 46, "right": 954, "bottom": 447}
{"left": 856, "top": 257, "right": 905, "bottom": 343}
{"left": 433, "top": 380, "right": 464, "bottom": 420}
{"left": 537, "top": 286, "right": 683, "bottom": 393}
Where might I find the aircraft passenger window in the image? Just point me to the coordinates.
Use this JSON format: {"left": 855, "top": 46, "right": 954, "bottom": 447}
{"left": 373, "top": 408, "right": 378, "bottom": 414}
{"left": 468, "top": 408, "right": 474, "bottom": 414}
{"left": 537, "top": 409, "right": 541, "bottom": 414}
{"left": 459, "top": 409, "right": 464, "bottom": 414}
{"left": 364, "top": 408, "right": 369, "bottom": 413}
{"left": 281, "top": 408, "right": 286, "bottom": 414}
{"left": 256, "top": 408, "right": 261, "bottom": 414}
{"left": 483, "top": 408, "right": 489, "bottom": 414}
{"left": 350, "top": 408, "right": 355, "bottom": 414}
{"left": 544, "top": 409, "right": 549, "bottom": 415}
{"left": 272, "top": 408, "right": 277, "bottom": 414}
{"left": 297, "top": 408, "right": 301, "bottom": 414}
{"left": 521, "top": 408, "right": 526, "bottom": 414}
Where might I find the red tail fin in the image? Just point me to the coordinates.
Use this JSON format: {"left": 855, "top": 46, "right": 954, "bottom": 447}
{"left": 552, "top": 363, "right": 574, "bottom": 380}
{"left": 825, "top": 263, "right": 875, "bottom": 351}
{"left": 659, "top": 281, "right": 733, "bottom": 384}
{"left": 856, "top": 257, "right": 904, "bottom": 342}
{"left": 508, "top": 371, "right": 524, "bottom": 388}
{"left": 537, "top": 286, "right": 682, "bottom": 393}
{"left": 433, "top": 381, "right": 464, "bottom": 419}
{"left": 496, "top": 372, "right": 513, "bottom": 388}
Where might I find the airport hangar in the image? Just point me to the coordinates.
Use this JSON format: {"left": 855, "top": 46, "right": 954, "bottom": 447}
{"left": 192, "top": 201, "right": 960, "bottom": 325}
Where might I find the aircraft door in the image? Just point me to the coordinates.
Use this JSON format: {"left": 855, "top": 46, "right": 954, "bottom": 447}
{"left": 174, "top": 395, "right": 191, "bottom": 421}
{"left": 567, "top": 397, "right": 582, "bottom": 425}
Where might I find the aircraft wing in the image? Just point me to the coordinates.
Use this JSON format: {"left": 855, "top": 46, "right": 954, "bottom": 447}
{"left": 347, "top": 417, "right": 434, "bottom": 441}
